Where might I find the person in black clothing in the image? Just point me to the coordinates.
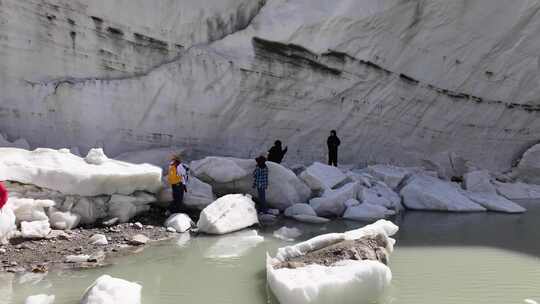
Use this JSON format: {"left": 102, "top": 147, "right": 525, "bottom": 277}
{"left": 327, "top": 130, "right": 341, "bottom": 167}
{"left": 267, "top": 140, "right": 288, "bottom": 164}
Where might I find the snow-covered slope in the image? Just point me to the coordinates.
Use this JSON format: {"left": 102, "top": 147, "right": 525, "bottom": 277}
{"left": 1, "top": 0, "right": 539, "bottom": 171}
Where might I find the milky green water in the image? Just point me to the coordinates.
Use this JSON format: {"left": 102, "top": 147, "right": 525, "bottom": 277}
{"left": 4, "top": 201, "right": 540, "bottom": 304}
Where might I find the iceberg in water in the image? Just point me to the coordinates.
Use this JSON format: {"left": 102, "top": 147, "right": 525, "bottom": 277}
{"left": 266, "top": 220, "right": 398, "bottom": 304}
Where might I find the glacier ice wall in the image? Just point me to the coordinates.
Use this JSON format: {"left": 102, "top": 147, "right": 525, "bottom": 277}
{"left": 1, "top": 0, "right": 539, "bottom": 171}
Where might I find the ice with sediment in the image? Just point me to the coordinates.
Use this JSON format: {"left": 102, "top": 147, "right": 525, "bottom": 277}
{"left": 192, "top": 157, "right": 310, "bottom": 210}
{"left": 197, "top": 194, "right": 259, "bottom": 235}
{"left": 299, "top": 162, "right": 348, "bottom": 192}
{"left": 400, "top": 175, "right": 486, "bottom": 212}
{"left": 24, "top": 294, "right": 55, "bottom": 304}
{"left": 267, "top": 220, "right": 398, "bottom": 304}
{"left": 205, "top": 230, "right": 264, "bottom": 259}
{"left": 0, "top": 148, "right": 162, "bottom": 196}
{"left": 80, "top": 275, "right": 141, "bottom": 304}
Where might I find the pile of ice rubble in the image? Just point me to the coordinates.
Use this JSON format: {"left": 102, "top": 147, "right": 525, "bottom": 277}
{"left": 0, "top": 147, "right": 163, "bottom": 243}
{"left": 267, "top": 220, "right": 398, "bottom": 304}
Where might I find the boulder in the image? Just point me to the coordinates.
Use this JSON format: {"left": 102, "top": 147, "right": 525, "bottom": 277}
{"left": 309, "top": 182, "right": 358, "bottom": 217}
{"left": 358, "top": 182, "right": 403, "bottom": 211}
{"left": 24, "top": 294, "right": 55, "bottom": 304}
{"left": 343, "top": 204, "right": 395, "bottom": 222}
{"left": 464, "top": 192, "right": 526, "bottom": 213}
{"left": 129, "top": 234, "right": 149, "bottom": 246}
{"left": 21, "top": 220, "right": 51, "bottom": 239}
{"left": 273, "top": 227, "right": 303, "bottom": 242}
{"left": 299, "top": 162, "right": 348, "bottom": 191}
{"left": 48, "top": 207, "right": 80, "bottom": 230}
{"left": 515, "top": 143, "right": 540, "bottom": 184}
{"left": 267, "top": 220, "right": 398, "bottom": 304}
{"left": 400, "top": 175, "right": 486, "bottom": 212}
{"left": 205, "top": 230, "right": 264, "bottom": 258}
{"left": 366, "top": 165, "right": 411, "bottom": 189}
{"left": 284, "top": 204, "right": 317, "bottom": 218}
{"left": 464, "top": 170, "right": 497, "bottom": 194}
{"left": 7, "top": 198, "right": 54, "bottom": 224}
{"left": 493, "top": 181, "right": 540, "bottom": 200}
{"left": 80, "top": 275, "right": 142, "bottom": 304}
{"left": 192, "top": 157, "right": 310, "bottom": 210}
{"left": 0, "top": 207, "right": 16, "bottom": 244}
{"left": 197, "top": 194, "right": 259, "bottom": 234}
{"left": 90, "top": 234, "right": 108, "bottom": 246}
{"left": 164, "top": 214, "right": 193, "bottom": 233}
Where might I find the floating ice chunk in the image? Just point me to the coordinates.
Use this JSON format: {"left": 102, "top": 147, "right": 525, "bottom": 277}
{"left": 164, "top": 214, "right": 193, "bottom": 233}
{"left": 299, "top": 162, "right": 348, "bottom": 191}
{"left": 0, "top": 148, "right": 162, "bottom": 196}
{"left": 343, "top": 204, "right": 395, "bottom": 222}
{"left": 191, "top": 157, "right": 247, "bottom": 183}
{"left": 80, "top": 275, "right": 142, "bottom": 304}
{"left": 524, "top": 299, "right": 538, "bottom": 304}
{"left": 197, "top": 194, "right": 258, "bottom": 234}
{"left": 273, "top": 227, "right": 302, "bottom": 241}
{"left": 0, "top": 208, "right": 16, "bottom": 244}
{"left": 401, "top": 175, "right": 486, "bottom": 212}
{"left": 48, "top": 207, "right": 80, "bottom": 230}
{"left": 292, "top": 214, "right": 330, "bottom": 224}
{"left": 267, "top": 220, "right": 398, "bottom": 304}
{"left": 24, "top": 294, "right": 55, "bottom": 304}
{"left": 21, "top": 220, "right": 51, "bottom": 239}
{"left": 309, "top": 182, "right": 358, "bottom": 217}
{"left": 205, "top": 230, "right": 264, "bottom": 258}
{"left": 464, "top": 170, "right": 497, "bottom": 194}
{"left": 464, "top": 192, "right": 526, "bottom": 213}
{"left": 284, "top": 204, "right": 317, "bottom": 218}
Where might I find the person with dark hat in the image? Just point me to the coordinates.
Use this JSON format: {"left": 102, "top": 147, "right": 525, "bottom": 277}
{"left": 327, "top": 130, "right": 341, "bottom": 167}
{"left": 253, "top": 156, "right": 269, "bottom": 213}
{"left": 267, "top": 140, "right": 288, "bottom": 164}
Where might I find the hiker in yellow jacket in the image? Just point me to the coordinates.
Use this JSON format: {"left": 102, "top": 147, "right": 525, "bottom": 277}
{"left": 168, "top": 154, "right": 189, "bottom": 214}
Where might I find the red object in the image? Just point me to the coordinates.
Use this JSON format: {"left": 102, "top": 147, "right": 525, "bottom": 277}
{"left": 0, "top": 182, "right": 7, "bottom": 210}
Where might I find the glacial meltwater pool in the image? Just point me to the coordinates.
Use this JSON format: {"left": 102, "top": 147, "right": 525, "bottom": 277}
{"left": 3, "top": 201, "right": 540, "bottom": 304}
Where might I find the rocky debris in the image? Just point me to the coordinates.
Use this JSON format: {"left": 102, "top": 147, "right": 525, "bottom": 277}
{"left": 204, "top": 230, "right": 264, "bottom": 259}
{"left": 24, "top": 294, "right": 55, "bottom": 304}
{"left": 400, "top": 175, "right": 486, "bottom": 212}
{"left": 299, "top": 162, "right": 348, "bottom": 192}
{"left": 89, "top": 234, "right": 108, "bottom": 245}
{"left": 80, "top": 275, "right": 142, "bottom": 304}
{"left": 274, "top": 235, "right": 389, "bottom": 269}
{"left": 197, "top": 194, "right": 259, "bottom": 235}
{"left": 128, "top": 234, "right": 149, "bottom": 246}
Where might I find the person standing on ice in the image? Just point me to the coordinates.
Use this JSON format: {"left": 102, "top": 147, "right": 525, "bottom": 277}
{"left": 267, "top": 140, "right": 288, "bottom": 164}
{"left": 253, "top": 156, "right": 269, "bottom": 214}
{"left": 0, "top": 182, "right": 7, "bottom": 210}
{"left": 327, "top": 130, "right": 341, "bottom": 167}
{"left": 167, "top": 155, "right": 189, "bottom": 214}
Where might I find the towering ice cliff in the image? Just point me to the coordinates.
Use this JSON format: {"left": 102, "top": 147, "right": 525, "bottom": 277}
{"left": 1, "top": 0, "right": 540, "bottom": 171}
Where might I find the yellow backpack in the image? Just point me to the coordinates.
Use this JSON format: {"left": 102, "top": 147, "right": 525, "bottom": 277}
{"left": 168, "top": 163, "right": 182, "bottom": 185}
